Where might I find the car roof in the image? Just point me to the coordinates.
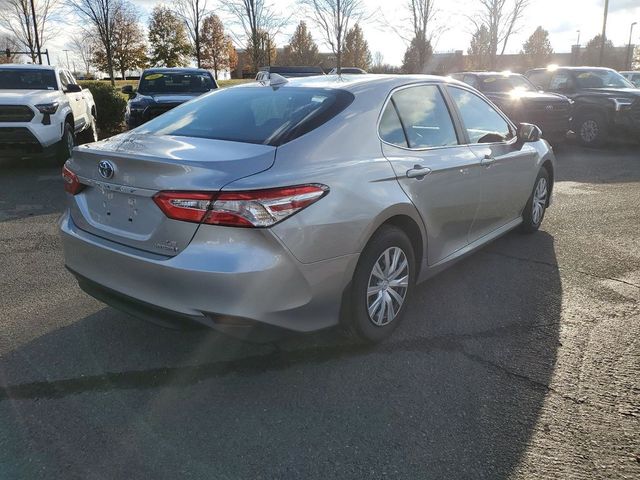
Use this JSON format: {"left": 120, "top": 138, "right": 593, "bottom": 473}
{"left": 454, "top": 71, "right": 524, "bottom": 77}
{"left": 143, "top": 67, "right": 210, "bottom": 74}
{"left": 238, "top": 73, "right": 467, "bottom": 94}
{"left": 260, "top": 66, "right": 324, "bottom": 73}
{"left": 527, "top": 66, "right": 616, "bottom": 73}
{"left": 0, "top": 63, "right": 56, "bottom": 70}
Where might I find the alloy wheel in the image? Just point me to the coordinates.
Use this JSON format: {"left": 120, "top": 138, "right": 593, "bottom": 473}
{"left": 66, "top": 129, "right": 75, "bottom": 157}
{"left": 367, "top": 246, "right": 409, "bottom": 326}
{"left": 580, "top": 119, "right": 599, "bottom": 143}
{"left": 532, "top": 177, "right": 548, "bottom": 225}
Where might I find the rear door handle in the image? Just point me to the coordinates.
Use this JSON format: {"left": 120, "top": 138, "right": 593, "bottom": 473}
{"left": 406, "top": 165, "right": 431, "bottom": 179}
{"left": 481, "top": 154, "right": 495, "bottom": 167}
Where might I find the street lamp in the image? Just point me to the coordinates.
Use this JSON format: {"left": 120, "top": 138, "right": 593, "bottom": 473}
{"left": 627, "top": 22, "right": 637, "bottom": 70}
{"left": 576, "top": 30, "right": 581, "bottom": 47}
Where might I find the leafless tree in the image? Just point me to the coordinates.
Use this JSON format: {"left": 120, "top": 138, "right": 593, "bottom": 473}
{"left": 469, "top": 0, "right": 530, "bottom": 69}
{"left": 69, "top": 31, "right": 94, "bottom": 76}
{"left": 67, "top": 0, "right": 124, "bottom": 85}
{"left": 0, "top": 33, "right": 20, "bottom": 63}
{"left": 299, "top": 0, "right": 367, "bottom": 73}
{"left": 221, "top": 0, "right": 289, "bottom": 72}
{"left": 0, "top": 0, "right": 60, "bottom": 62}
{"left": 173, "top": 0, "right": 208, "bottom": 68}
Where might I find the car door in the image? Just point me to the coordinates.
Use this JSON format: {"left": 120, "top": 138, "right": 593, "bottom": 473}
{"left": 67, "top": 70, "right": 89, "bottom": 127}
{"left": 446, "top": 85, "right": 539, "bottom": 241}
{"left": 380, "top": 83, "right": 483, "bottom": 265}
{"left": 59, "top": 70, "right": 85, "bottom": 131}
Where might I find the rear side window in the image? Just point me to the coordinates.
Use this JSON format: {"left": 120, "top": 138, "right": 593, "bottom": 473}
{"left": 379, "top": 102, "right": 407, "bottom": 147}
{"left": 138, "top": 86, "right": 354, "bottom": 146}
{"left": 388, "top": 85, "right": 458, "bottom": 149}
{"left": 527, "top": 70, "right": 551, "bottom": 89}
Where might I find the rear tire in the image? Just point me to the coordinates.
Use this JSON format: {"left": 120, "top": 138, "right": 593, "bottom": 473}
{"left": 576, "top": 111, "right": 607, "bottom": 148}
{"left": 77, "top": 115, "right": 98, "bottom": 144}
{"left": 520, "top": 168, "right": 550, "bottom": 234}
{"left": 344, "top": 226, "right": 415, "bottom": 343}
{"left": 56, "top": 121, "right": 75, "bottom": 164}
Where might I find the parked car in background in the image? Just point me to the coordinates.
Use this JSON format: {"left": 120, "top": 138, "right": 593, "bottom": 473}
{"left": 329, "top": 67, "right": 367, "bottom": 74}
{"left": 122, "top": 68, "right": 217, "bottom": 129}
{"left": 255, "top": 66, "right": 325, "bottom": 80}
{"left": 61, "top": 74, "right": 554, "bottom": 343}
{"left": 526, "top": 66, "right": 640, "bottom": 147}
{"left": 451, "top": 71, "right": 572, "bottom": 142}
{"left": 620, "top": 71, "right": 640, "bottom": 88}
{"left": 0, "top": 64, "right": 97, "bottom": 163}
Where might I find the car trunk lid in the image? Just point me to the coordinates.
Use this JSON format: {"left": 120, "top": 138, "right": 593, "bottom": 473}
{"left": 67, "top": 133, "right": 276, "bottom": 256}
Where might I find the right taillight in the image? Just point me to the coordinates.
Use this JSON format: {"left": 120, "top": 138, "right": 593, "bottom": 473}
{"left": 62, "top": 165, "right": 84, "bottom": 195}
{"left": 153, "top": 185, "right": 328, "bottom": 228}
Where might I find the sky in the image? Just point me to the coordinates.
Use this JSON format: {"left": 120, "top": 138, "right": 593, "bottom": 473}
{"left": 38, "top": 0, "right": 640, "bottom": 69}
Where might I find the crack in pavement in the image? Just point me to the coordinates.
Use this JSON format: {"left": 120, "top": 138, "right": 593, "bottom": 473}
{"left": 484, "top": 250, "right": 640, "bottom": 289}
{"left": 0, "top": 320, "right": 563, "bottom": 403}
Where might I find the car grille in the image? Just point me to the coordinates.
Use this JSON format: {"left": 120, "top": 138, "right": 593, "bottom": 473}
{"left": 0, "top": 127, "right": 42, "bottom": 153}
{"left": 144, "top": 104, "right": 181, "bottom": 121}
{"left": 0, "top": 105, "right": 35, "bottom": 123}
{"left": 528, "top": 102, "right": 570, "bottom": 120}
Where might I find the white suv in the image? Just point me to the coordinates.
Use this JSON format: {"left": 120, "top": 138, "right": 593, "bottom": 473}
{"left": 0, "top": 64, "right": 97, "bottom": 162}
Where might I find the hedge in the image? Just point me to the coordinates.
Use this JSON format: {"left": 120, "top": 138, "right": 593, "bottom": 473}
{"left": 79, "top": 81, "right": 127, "bottom": 138}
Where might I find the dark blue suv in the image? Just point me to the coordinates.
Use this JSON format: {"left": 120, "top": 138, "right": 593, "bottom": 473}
{"left": 122, "top": 68, "right": 218, "bottom": 129}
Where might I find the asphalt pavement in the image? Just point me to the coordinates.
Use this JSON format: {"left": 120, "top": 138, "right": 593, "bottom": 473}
{"left": 0, "top": 144, "right": 638, "bottom": 479}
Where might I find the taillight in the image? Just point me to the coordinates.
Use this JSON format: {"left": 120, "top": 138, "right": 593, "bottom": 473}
{"left": 153, "top": 191, "right": 216, "bottom": 223}
{"left": 153, "top": 185, "right": 328, "bottom": 227}
{"left": 62, "top": 165, "right": 84, "bottom": 195}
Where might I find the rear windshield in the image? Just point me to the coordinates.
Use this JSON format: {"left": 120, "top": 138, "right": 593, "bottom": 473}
{"left": 478, "top": 75, "right": 536, "bottom": 92}
{"left": 0, "top": 69, "right": 58, "bottom": 90}
{"left": 138, "top": 71, "right": 216, "bottom": 94}
{"left": 137, "top": 86, "right": 355, "bottom": 146}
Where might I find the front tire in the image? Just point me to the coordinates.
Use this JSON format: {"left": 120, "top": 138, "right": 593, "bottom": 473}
{"left": 520, "top": 168, "right": 550, "bottom": 233}
{"left": 345, "top": 226, "right": 415, "bottom": 343}
{"left": 56, "top": 121, "right": 75, "bottom": 164}
{"left": 576, "top": 111, "right": 607, "bottom": 148}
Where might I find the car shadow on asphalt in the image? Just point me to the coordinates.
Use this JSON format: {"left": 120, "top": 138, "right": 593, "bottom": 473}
{"left": 0, "top": 231, "right": 561, "bottom": 479}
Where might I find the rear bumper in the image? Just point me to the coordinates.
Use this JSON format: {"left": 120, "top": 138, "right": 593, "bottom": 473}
{"left": 59, "top": 210, "right": 358, "bottom": 333}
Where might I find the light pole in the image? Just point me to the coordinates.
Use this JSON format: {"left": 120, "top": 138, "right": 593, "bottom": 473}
{"left": 627, "top": 22, "right": 637, "bottom": 70}
{"left": 599, "top": 0, "right": 609, "bottom": 66}
{"left": 574, "top": 30, "right": 581, "bottom": 66}
{"left": 29, "top": 0, "right": 42, "bottom": 64}
{"left": 63, "top": 49, "right": 70, "bottom": 71}
{"left": 576, "top": 30, "right": 581, "bottom": 47}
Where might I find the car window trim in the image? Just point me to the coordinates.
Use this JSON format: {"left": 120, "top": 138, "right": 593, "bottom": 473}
{"left": 376, "top": 81, "right": 464, "bottom": 152}
{"left": 444, "top": 84, "right": 519, "bottom": 148}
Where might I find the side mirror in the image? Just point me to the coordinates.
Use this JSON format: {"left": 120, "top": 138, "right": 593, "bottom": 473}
{"left": 121, "top": 85, "right": 134, "bottom": 95}
{"left": 518, "top": 123, "right": 541, "bottom": 143}
{"left": 65, "top": 83, "right": 82, "bottom": 93}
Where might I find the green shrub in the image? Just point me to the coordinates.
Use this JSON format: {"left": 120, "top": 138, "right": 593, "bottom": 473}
{"left": 79, "top": 81, "right": 127, "bottom": 138}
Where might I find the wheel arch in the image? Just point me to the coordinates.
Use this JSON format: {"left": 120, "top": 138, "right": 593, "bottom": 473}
{"left": 541, "top": 159, "right": 554, "bottom": 206}
{"left": 362, "top": 208, "right": 427, "bottom": 280}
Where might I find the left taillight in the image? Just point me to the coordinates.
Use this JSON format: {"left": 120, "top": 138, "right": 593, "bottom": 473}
{"left": 153, "top": 184, "right": 328, "bottom": 228}
{"left": 62, "top": 165, "right": 84, "bottom": 195}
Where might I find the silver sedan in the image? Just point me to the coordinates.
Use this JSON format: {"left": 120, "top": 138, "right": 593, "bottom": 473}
{"left": 60, "top": 74, "right": 555, "bottom": 342}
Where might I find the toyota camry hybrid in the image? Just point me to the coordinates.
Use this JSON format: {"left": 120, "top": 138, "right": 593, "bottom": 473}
{"left": 60, "top": 74, "right": 555, "bottom": 342}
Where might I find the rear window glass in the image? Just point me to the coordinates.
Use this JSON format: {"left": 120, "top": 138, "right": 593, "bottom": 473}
{"left": 138, "top": 86, "right": 354, "bottom": 146}
{"left": 138, "top": 71, "right": 216, "bottom": 94}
